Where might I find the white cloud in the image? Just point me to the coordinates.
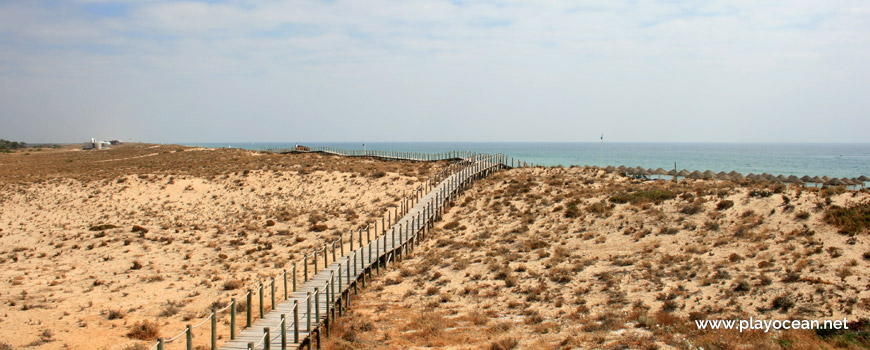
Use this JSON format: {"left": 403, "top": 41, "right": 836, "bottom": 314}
{"left": 1, "top": 0, "right": 869, "bottom": 142}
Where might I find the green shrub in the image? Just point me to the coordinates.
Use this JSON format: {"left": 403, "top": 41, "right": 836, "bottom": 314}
{"left": 824, "top": 203, "right": 870, "bottom": 235}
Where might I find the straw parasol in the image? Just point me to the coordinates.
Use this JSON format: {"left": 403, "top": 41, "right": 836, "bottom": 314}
{"left": 654, "top": 168, "right": 667, "bottom": 180}
{"left": 716, "top": 171, "right": 728, "bottom": 180}
{"left": 701, "top": 170, "right": 715, "bottom": 179}
{"left": 826, "top": 178, "right": 844, "bottom": 186}
{"left": 787, "top": 175, "right": 801, "bottom": 184}
{"left": 688, "top": 170, "right": 703, "bottom": 179}
{"left": 858, "top": 175, "right": 868, "bottom": 182}
{"left": 731, "top": 173, "right": 746, "bottom": 182}
{"left": 605, "top": 166, "right": 616, "bottom": 172}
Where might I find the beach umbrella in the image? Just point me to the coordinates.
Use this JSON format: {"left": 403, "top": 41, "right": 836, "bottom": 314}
{"left": 761, "top": 173, "right": 775, "bottom": 182}
{"left": 787, "top": 175, "right": 801, "bottom": 184}
{"left": 826, "top": 178, "right": 845, "bottom": 187}
{"left": 667, "top": 169, "right": 677, "bottom": 176}
{"left": 617, "top": 165, "right": 627, "bottom": 174}
{"left": 654, "top": 168, "right": 668, "bottom": 180}
{"left": 812, "top": 176, "right": 824, "bottom": 188}
{"left": 689, "top": 170, "right": 703, "bottom": 179}
{"left": 605, "top": 166, "right": 616, "bottom": 172}
{"left": 858, "top": 175, "right": 868, "bottom": 182}
{"left": 702, "top": 170, "right": 716, "bottom": 179}
{"left": 731, "top": 173, "right": 746, "bottom": 182}
{"left": 746, "top": 173, "right": 758, "bottom": 181}
{"left": 822, "top": 176, "right": 832, "bottom": 183}
{"left": 647, "top": 168, "right": 657, "bottom": 176}
{"left": 800, "top": 175, "right": 812, "bottom": 183}
{"left": 677, "top": 170, "right": 690, "bottom": 181}
{"left": 716, "top": 171, "right": 728, "bottom": 179}
{"left": 635, "top": 166, "right": 648, "bottom": 175}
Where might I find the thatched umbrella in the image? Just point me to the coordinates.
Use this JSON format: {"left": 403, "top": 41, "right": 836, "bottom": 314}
{"left": 776, "top": 175, "right": 787, "bottom": 182}
{"left": 728, "top": 170, "right": 741, "bottom": 177}
{"left": 605, "top": 165, "right": 616, "bottom": 172}
{"left": 702, "top": 170, "right": 716, "bottom": 179}
{"left": 635, "top": 166, "right": 648, "bottom": 175}
{"left": 826, "top": 178, "right": 845, "bottom": 187}
{"left": 746, "top": 173, "right": 758, "bottom": 181}
{"left": 811, "top": 176, "right": 824, "bottom": 188}
{"left": 787, "top": 175, "right": 801, "bottom": 184}
{"left": 688, "top": 170, "right": 703, "bottom": 179}
{"left": 822, "top": 176, "right": 832, "bottom": 183}
{"left": 677, "top": 169, "right": 690, "bottom": 181}
{"left": 654, "top": 168, "right": 667, "bottom": 180}
{"left": 716, "top": 171, "right": 728, "bottom": 180}
{"left": 800, "top": 175, "right": 812, "bottom": 183}
{"left": 668, "top": 169, "right": 677, "bottom": 176}
{"left": 858, "top": 175, "right": 868, "bottom": 182}
{"left": 761, "top": 173, "right": 776, "bottom": 182}
{"left": 731, "top": 173, "right": 746, "bottom": 182}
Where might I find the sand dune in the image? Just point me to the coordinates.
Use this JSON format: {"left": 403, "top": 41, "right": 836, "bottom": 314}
{"left": 324, "top": 166, "right": 870, "bottom": 350}
{"left": 0, "top": 144, "right": 444, "bottom": 350}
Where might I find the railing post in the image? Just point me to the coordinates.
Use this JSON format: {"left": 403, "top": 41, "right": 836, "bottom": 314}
{"left": 186, "top": 324, "right": 193, "bottom": 350}
{"left": 375, "top": 237, "right": 380, "bottom": 274}
{"left": 293, "top": 301, "right": 299, "bottom": 343}
{"left": 248, "top": 342, "right": 254, "bottom": 350}
{"left": 323, "top": 245, "right": 328, "bottom": 267}
{"left": 158, "top": 338, "right": 164, "bottom": 350}
{"left": 271, "top": 278, "right": 276, "bottom": 311}
{"left": 293, "top": 262, "right": 297, "bottom": 292}
{"left": 306, "top": 293, "right": 312, "bottom": 335}
{"left": 264, "top": 327, "right": 271, "bottom": 350}
{"left": 281, "top": 314, "right": 287, "bottom": 350}
{"left": 259, "top": 283, "right": 265, "bottom": 318}
{"left": 314, "top": 288, "right": 320, "bottom": 327}
{"left": 246, "top": 290, "right": 253, "bottom": 328}
{"left": 283, "top": 270, "right": 288, "bottom": 300}
{"left": 211, "top": 308, "right": 217, "bottom": 350}
{"left": 313, "top": 251, "right": 318, "bottom": 275}
{"left": 340, "top": 236, "right": 344, "bottom": 256}
{"left": 231, "top": 299, "right": 237, "bottom": 340}
{"left": 304, "top": 255, "right": 309, "bottom": 281}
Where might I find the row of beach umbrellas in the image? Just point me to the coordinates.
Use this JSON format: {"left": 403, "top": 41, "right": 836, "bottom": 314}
{"left": 600, "top": 165, "right": 867, "bottom": 188}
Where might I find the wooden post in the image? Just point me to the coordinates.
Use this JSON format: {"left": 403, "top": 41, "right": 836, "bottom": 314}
{"left": 293, "top": 301, "right": 299, "bottom": 343}
{"left": 264, "top": 327, "right": 271, "bottom": 350}
{"left": 246, "top": 290, "right": 253, "bottom": 328}
{"left": 231, "top": 299, "right": 237, "bottom": 340}
{"left": 323, "top": 245, "right": 328, "bottom": 268}
{"left": 313, "top": 251, "right": 318, "bottom": 275}
{"left": 157, "top": 338, "right": 164, "bottom": 350}
{"left": 306, "top": 293, "right": 311, "bottom": 334}
{"left": 375, "top": 237, "right": 380, "bottom": 274}
{"left": 259, "top": 283, "right": 264, "bottom": 318}
{"left": 303, "top": 255, "right": 308, "bottom": 282}
{"left": 211, "top": 308, "right": 217, "bottom": 350}
{"left": 283, "top": 270, "right": 288, "bottom": 300}
{"left": 281, "top": 314, "right": 287, "bottom": 350}
{"left": 186, "top": 325, "right": 193, "bottom": 350}
{"left": 331, "top": 241, "right": 336, "bottom": 262}
{"left": 340, "top": 236, "right": 344, "bottom": 256}
{"left": 314, "top": 288, "right": 320, "bottom": 326}
{"left": 293, "top": 262, "right": 297, "bottom": 292}
{"left": 248, "top": 342, "right": 254, "bottom": 350}
{"left": 271, "top": 278, "right": 276, "bottom": 311}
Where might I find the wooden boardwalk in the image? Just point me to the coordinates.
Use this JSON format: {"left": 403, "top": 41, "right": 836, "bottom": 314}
{"left": 216, "top": 154, "right": 508, "bottom": 350}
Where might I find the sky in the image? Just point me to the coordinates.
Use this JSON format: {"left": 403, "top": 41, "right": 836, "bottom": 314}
{"left": 0, "top": 0, "right": 868, "bottom": 144}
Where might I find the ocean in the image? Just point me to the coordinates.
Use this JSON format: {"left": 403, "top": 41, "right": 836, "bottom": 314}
{"left": 183, "top": 142, "right": 870, "bottom": 179}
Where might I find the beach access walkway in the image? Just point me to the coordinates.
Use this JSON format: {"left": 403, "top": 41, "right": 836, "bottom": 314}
{"left": 146, "top": 150, "right": 512, "bottom": 350}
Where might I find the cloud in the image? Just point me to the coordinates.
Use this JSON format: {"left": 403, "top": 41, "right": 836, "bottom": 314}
{"left": 1, "top": 0, "right": 869, "bottom": 142}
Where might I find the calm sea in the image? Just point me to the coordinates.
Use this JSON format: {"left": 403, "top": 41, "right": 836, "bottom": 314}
{"left": 183, "top": 142, "right": 870, "bottom": 179}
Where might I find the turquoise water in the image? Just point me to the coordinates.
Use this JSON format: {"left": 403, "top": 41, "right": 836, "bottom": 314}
{"left": 184, "top": 142, "right": 869, "bottom": 179}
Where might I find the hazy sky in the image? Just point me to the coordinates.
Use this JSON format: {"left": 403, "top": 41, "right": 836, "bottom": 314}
{"left": 1, "top": 1, "right": 868, "bottom": 143}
